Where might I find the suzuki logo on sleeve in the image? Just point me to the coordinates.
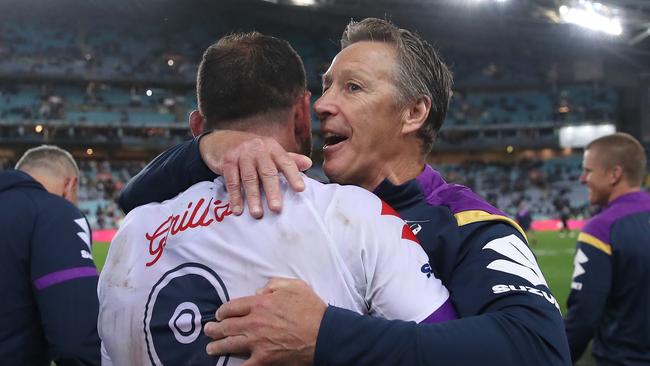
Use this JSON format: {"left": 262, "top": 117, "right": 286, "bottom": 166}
{"left": 74, "top": 218, "right": 91, "bottom": 250}
{"left": 570, "top": 248, "right": 588, "bottom": 291}
{"left": 482, "top": 234, "right": 548, "bottom": 287}
{"left": 572, "top": 248, "right": 588, "bottom": 279}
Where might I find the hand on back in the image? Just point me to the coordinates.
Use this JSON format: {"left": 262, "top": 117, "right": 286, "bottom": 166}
{"left": 203, "top": 278, "right": 326, "bottom": 366}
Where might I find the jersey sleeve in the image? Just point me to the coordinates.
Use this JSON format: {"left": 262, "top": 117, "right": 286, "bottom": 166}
{"left": 564, "top": 232, "right": 612, "bottom": 361}
{"left": 30, "top": 197, "right": 101, "bottom": 365}
{"left": 328, "top": 188, "right": 455, "bottom": 324}
{"left": 117, "top": 135, "right": 215, "bottom": 214}
{"left": 314, "top": 222, "right": 571, "bottom": 366}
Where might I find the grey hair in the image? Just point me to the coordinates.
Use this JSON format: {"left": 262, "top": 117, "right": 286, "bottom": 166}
{"left": 341, "top": 18, "right": 453, "bottom": 154}
{"left": 15, "top": 145, "right": 79, "bottom": 177}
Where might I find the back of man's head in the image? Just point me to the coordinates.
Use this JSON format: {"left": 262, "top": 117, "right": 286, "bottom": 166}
{"left": 15, "top": 145, "right": 80, "bottom": 204}
{"left": 586, "top": 132, "right": 646, "bottom": 187}
{"left": 196, "top": 32, "right": 307, "bottom": 131}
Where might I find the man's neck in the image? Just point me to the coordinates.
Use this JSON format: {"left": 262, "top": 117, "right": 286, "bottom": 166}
{"left": 22, "top": 170, "right": 63, "bottom": 196}
{"left": 607, "top": 185, "right": 642, "bottom": 205}
{"left": 363, "top": 153, "right": 426, "bottom": 191}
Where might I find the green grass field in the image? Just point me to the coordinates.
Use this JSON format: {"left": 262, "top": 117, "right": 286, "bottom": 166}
{"left": 528, "top": 230, "right": 579, "bottom": 314}
{"left": 92, "top": 242, "right": 111, "bottom": 273}
{"left": 91, "top": 230, "right": 595, "bottom": 364}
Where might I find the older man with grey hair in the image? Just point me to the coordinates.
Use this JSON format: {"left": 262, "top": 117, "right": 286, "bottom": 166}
{"left": 0, "top": 145, "right": 100, "bottom": 366}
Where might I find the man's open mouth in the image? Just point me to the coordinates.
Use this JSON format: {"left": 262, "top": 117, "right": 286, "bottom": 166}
{"left": 323, "top": 133, "right": 348, "bottom": 149}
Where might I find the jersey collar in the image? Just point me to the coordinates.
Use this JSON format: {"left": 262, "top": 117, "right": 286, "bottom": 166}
{"left": 372, "top": 170, "right": 426, "bottom": 211}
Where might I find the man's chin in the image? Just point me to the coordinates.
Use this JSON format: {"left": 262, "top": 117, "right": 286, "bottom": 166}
{"left": 322, "top": 164, "right": 339, "bottom": 184}
{"left": 323, "top": 161, "right": 353, "bottom": 185}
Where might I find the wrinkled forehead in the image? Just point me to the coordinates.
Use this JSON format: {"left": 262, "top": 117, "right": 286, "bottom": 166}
{"left": 322, "top": 41, "right": 398, "bottom": 86}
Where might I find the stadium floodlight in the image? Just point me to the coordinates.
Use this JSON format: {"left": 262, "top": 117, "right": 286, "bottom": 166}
{"left": 468, "top": 0, "right": 508, "bottom": 3}
{"left": 559, "top": 1, "right": 623, "bottom": 36}
{"left": 559, "top": 123, "right": 616, "bottom": 148}
{"left": 289, "top": 0, "right": 317, "bottom": 5}
{"left": 263, "top": 0, "right": 322, "bottom": 6}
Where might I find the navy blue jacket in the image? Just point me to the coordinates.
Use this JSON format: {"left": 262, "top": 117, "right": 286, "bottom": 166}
{"left": 565, "top": 191, "right": 650, "bottom": 365}
{"left": 0, "top": 170, "right": 100, "bottom": 366}
{"left": 118, "top": 137, "right": 571, "bottom": 366}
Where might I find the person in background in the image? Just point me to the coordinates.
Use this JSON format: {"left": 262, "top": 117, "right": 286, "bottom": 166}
{"left": 0, "top": 145, "right": 100, "bottom": 366}
{"left": 565, "top": 132, "right": 650, "bottom": 365}
{"left": 516, "top": 201, "right": 536, "bottom": 245}
{"left": 558, "top": 201, "right": 573, "bottom": 238}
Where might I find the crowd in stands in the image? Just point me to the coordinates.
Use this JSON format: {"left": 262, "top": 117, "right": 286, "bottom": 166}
{"left": 76, "top": 160, "right": 146, "bottom": 229}
{"left": 0, "top": 20, "right": 336, "bottom": 86}
{"left": 0, "top": 82, "right": 190, "bottom": 125}
{"left": 0, "top": 21, "right": 200, "bottom": 82}
{"left": 436, "top": 157, "right": 592, "bottom": 221}
{"left": 0, "top": 80, "right": 618, "bottom": 128}
{"left": 446, "top": 85, "right": 618, "bottom": 126}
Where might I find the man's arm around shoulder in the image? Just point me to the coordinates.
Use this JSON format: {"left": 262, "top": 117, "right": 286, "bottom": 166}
{"left": 315, "top": 222, "right": 571, "bottom": 366}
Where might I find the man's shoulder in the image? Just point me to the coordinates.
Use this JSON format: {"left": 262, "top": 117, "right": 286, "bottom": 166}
{"left": 582, "top": 191, "right": 650, "bottom": 250}
{"left": 0, "top": 171, "right": 43, "bottom": 208}
{"left": 17, "top": 185, "right": 84, "bottom": 222}
{"left": 418, "top": 166, "right": 517, "bottom": 225}
{"left": 305, "top": 178, "right": 382, "bottom": 212}
{"left": 422, "top": 181, "right": 526, "bottom": 240}
{"left": 127, "top": 180, "right": 215, "bottom": 214}
{"left": 581, "top": 210, "right": 612, "bottom": 239}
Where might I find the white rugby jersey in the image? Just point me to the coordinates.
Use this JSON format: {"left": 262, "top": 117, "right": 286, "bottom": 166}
{"left": 98, "top": 176, "right": 451, "bottom": 366}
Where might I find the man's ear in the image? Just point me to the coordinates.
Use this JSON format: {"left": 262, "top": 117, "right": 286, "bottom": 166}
{"left": 62, "top": 175, "right": 78, "bottom": 204}
{"left": 295, "top": 92, "right": 312, "bottom": 136}
{"left": 609, "top": 165, "right": 624, "bottom": 186}
{"left": 401, "top": 95, "right": 431, "bottom": 135}
{"left": 189, "top": 110, "right": 206, "bottom": 137}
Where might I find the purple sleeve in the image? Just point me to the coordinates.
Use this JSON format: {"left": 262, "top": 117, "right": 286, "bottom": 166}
{"left": 420, "top": 298, "right": 457, "bottom": 324}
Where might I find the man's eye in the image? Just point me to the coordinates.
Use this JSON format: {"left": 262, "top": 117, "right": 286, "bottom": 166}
{"left": 346, "top": 83, "right": 361, "bottom": 92}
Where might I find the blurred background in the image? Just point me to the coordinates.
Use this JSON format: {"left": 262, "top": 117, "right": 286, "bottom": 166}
{"left": 1, "top": 1, "right": 649, "bottom": 363}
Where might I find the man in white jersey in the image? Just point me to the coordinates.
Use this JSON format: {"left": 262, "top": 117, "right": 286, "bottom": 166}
{"left": 98, "top": 32, "right": 456, "bottom": 366}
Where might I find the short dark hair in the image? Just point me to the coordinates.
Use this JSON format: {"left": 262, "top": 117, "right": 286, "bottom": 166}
{"left": 197, "top": 32, "right": 307, "bottom": 129}
{"left": 587, "top": 132, "right": 647, "bottom": 187}
{"left": 341, "top": 18, "right": 453, "bottom": 154}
